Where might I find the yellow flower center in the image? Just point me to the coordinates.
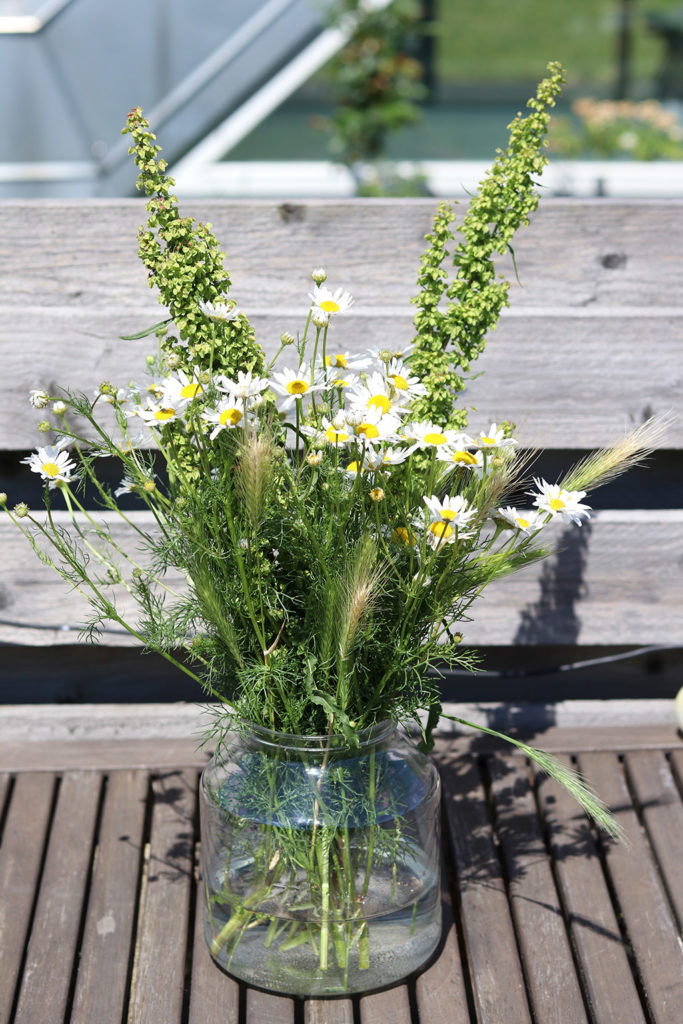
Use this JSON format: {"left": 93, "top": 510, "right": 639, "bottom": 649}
{"left": 479, "top": 435, "right": 496, "bottom": 446}
{"left": 550, "top": 496, "right": 566, "bottom": 511}
{"left": 154, "top": 407, "right": 176, "bottom": 421}
{"left": 516, "top": 516, "right": 530, "bottom": 528}
{"left": 346, "top": 461, "right": 364, "bottom": 475}
{"left": 368, "top": 394, "right": 391, "bottom": 414}
{"left": 332, "top": 378, "right": 351, "bottom": 388}
{"left": 325, "top": 427, "right": 349, "bottom": 444}
{"left": 392, "top": 526, "right": 416, "bottom": 546}
{"left": 429, "top": 521, "right": 453, "bottom": 539}
{"left": 356, "top": 423, "right": 380, "bottom": 439}
{"left": 369, "top": 488, "right": 385, "bottom": 502}
{"left": 424, "top": 431, "right": 447, "bottom": 446}
{"left": 389, "top": 373, "right": 408, "bottom": 390}
{"left": 441, "top": 509, "right": 457, "bottom": 521}
{"left": 219, "top": 408, "right": 242, "bottom": 426}
{"left": 42, "top": 461, "right": 60, "bottom": 477}
{"left": 452, "top": 450, "right": 477, "bottom": 465}
{"left": 180, "top": 383, "right": 202, "bottom": 399}
{"left": 320, "top": 300, "right": 340, "bottom": 313}
{"left": 287, "top": 379, "right": 309, "bottom": 395}
{"left": 326, "top": 353, "right": 347, "bottom": 368}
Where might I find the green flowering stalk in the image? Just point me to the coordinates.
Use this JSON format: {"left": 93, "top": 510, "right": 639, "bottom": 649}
{"left": 409, "top": 62, "right": 565, "bottom": 428}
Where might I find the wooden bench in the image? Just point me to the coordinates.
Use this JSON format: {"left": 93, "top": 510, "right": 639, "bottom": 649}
{"left": 1, "top": 198, "right": 682, "bottom": 1021}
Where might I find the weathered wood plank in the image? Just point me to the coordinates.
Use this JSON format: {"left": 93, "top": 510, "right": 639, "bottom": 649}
{"left": 0, "top": 772, "right": 56, "bottom": 1023}
{"left": 129, "top": 769, "right": 196, "bottom": 1024}
{"left": 304, "top": 998, "right": 355, "bottom": 1023}
{"left": 359, "top": 985, "right": 412, "bottom": 1024}
{"left": 187, "top": 865, "right": 240, "bottom": 1024}
{"left": 2, "top": 510, "right": 680, "bottom": 647}
{"left": 245, "top": 988, "right": 296, "bottom": 1024}
{"left": 1, "top": 200, "right": 682, "bottom": 311}
{"left": 12, "top": 771, "right": 102, "bottom": 1024}
{"left": 536, "top": 760, "right": 647, "bottom": 1024}
{"left": 624, "top": 751, "right": 683, "bottom": 931}
{"left": 0, "top": 738, "right": 210, "bottom": 772}
{"left": 2, "top": 310, "right": 681, "bottom": 448}
{"left": 577, "top": 752, "right": 683, "bottom": 1024}
{"left": 489, "top": 757, "right": 589, "bottom": 1024}
{"left": 439, "top": 751, "right": 532, "bottom": 1024}
{"left": 70, "top": 770, "right": 149, "bottom": 1024}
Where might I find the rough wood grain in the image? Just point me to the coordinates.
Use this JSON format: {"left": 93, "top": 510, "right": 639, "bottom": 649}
{"left": 70, "top": 770, "right": 149, "bottom": 1024}
{"left": 536, "top": 760, "right": 647, "bottom": 1024}
{"left": 439, "top": 752, "right": 532, "bottom": 1024}
{"left": 489, "top": 757, "right": 589, "bottom": 1024}
{"left": 245, "top": 988, "right": 296, "bottom": 1024}
{"left": 1, "top": 200, "right": 681, "bottom": 310}
{"left": 0, "top": 772, "right": 56, "bottom": 1023}
{"left": 304, "top": 998, "right": 355, "bottom": 1023}
{"left": 359, "top": 984, "right": 412, "bottom": 1024}
{"left": 187, "top": 866, "right": 240, "bottom": 1024}
{"left": 2, "top": 310, "right": 681, "bottom": 448}
{"left": 12, "top": 771, "right": 102, "bottom": 1024}
{"left": 0, "top": 738, "right": 210, "bottom": 772}
{"left": 624, "top": 750, "right": 683, "bottom": 931}
{"left": 129, "top": 769, "right": 196, "bottom": 1024}
{"left": 2, "top": 510, "right": 680, "bottom": 647}
{"left": 577, "top": 752, "right": 683, "bottom": 1024}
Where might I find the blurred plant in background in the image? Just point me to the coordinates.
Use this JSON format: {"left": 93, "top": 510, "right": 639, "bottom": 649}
{"left": 550, "top": 96, "right": 683, "bottom": 159}
{"left": 317, "top": 0, "right": 429, "bottom": 194}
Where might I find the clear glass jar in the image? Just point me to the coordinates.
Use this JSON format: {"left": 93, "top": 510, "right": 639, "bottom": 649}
{"left": 199, "top": 719, "right": 441, "bottom": 996}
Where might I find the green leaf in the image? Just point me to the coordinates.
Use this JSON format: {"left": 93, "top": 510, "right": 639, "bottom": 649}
{"left": 119, "top": 318, "right": 172, "bottom": 340}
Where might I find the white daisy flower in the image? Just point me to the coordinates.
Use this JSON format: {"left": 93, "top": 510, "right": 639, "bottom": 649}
{"left": 402, "top": 421, "right": 462, "bottom": 450}
{"left": 348, "top": 372, "right": 406, "bottom": 417}
{"left": 201, "top": 396, "right": 247, "bottom": 439}
{"left": 345, "top": 406, "right": 403, "bottom": 445}
{"left": 367, "top": 342, "right": 415, "bottom": 363}
{"left": 323, "top": 351, "right": 371, "bottom": 372}
{"left": 473, "top": 423, "right": 517, "bottom": 450}
{"left": 160, "top": 368, "right": 204, "bottom": 406}
{"left": 309, "top": 284, "right": 354, "bottom": 315}
{"left": 271, "top": 365, "right": 322, "bottom": 409}
{"left": 134, "top": 402, "right": 184, "bottom": 427}
{"left": 342, "top": 458, "right": 368, "bottom": 479}
{"left": 531, "top": 479, "right": 591, "bottom": 526}
{"left": 384, "top": 359, "right": 428, "bottom": 400}
{"left": 114, "top": 476, "right": 139, "bottom": 498}
{"left": 496, "top": 507, "right": 546, "bottom": 534}
{"left": 29, "top": 389, "right": 49, "bottom": 409}
{"left": 423, "top": 493, "right": 477, "bottom": 530}
{"left": 199, "top": 298, "right": 239, "bottom": 322}
{"left": 306, "top": 450, "right": 324, "bottom": 466}
{"left": 436, "top": 445, "right": 484, "bottom": 473}
{"left": 23, "top": 445, "right": 78, "bottom": 488}
{"left": 217, "top": 370, "right": 269, "bottom": 400}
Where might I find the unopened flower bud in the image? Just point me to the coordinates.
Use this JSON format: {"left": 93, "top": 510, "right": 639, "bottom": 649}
{"left": 99, "top": 381, "right": 115, "bottom": 395}
{"left": 52, "top": 401, "right": 67, "bottom": 416}
{"left": 165, "top": 352, "right": 182, "bottom": 370}
{"left": 29, "top": 389, "right": 49, "bottom": 409}
{"left": 14, "top": 502, "right": 30, "bottom": 518}
{"left": 132, "top": 567, "right": 144, "bottom": 580}
{"left": 199, "top": 370, "right": 211, "bottom": 385}
{"left": 142, "top": 480, "right": 156, "bottom": 493}
{"left": 369, "top": 487, "right": 385, "bottom": 502}
{"left": 306, "top": 450, "right": 324, "bottom": 466}
{"left": 145, "top": 355, "right": 156, "bottom": 367}
{"left": 280, "top": 332, "right": 295, "bottom": 346}
{"left": 311, "top": 267, "right": 327, "bottom": 284}
{"left": 312, "top": 311, "right": 328, "bottom": 329}
{"left": 0, "top": 492, "right": 7, "bottom": 506}
{"left": 38, "top": 420, "right": 52, "bottom": 433}
{"left": 378, "top": 349, "right": 393, "bottom": 364}
{"left": 190, "top": 635, "right": 203, "bottom": 650}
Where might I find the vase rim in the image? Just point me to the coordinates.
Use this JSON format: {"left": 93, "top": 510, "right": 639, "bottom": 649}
{"left": 225, "top": 716, "right": 397, "bottom": 752}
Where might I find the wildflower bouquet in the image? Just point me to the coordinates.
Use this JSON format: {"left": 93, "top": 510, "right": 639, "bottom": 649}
{"left": 3, "top": 63, "right": 664, "bottom": 993}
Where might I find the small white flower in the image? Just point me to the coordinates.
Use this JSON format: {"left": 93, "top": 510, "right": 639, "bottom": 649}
{"left": 473, "top": 423, "right": 517, "bottom": 450}
{"left": 52, "top": 401, "right": 68, "bottom": 416}
{"left": 496, "top": 507, "right": 545, "bottom": 534}
{"left": 531, "top": 479, "right": 591, "bottom": 526}
{"left": 201, "top": 396, "right": 247, "bottom": 439}
{"left": 306, "top": 450, "right": 324, "bottom": 465}
{"left": 160, "top": 368, "right": 204, "bottom": 406}
{"left": 384, "top": 358, "right": 428, "bottom": 401}
{"left": 114, "top": 476, "right": 139, "bottom": 498}
{"left": 217, "top": 370, "right": 269, "bottom": 400}
{"left": 323, "top": 351, "right": 371, "bottom": 372}
{"left": 402, "top": 421, "right": 461, "bottom": 450}
{"left": 309, "top": 284, "right": 354, "bottom": 315}
{"left": 134, "top": 402, "right": 184, "bottom": 427}
{"left": 345, "top": 405, "right": 403, "bottom": 445}
{"left": 29, "top": 389, "right": 49, "bottom": 409}
{"left": 199, "top": 298, "right": 239, "bottom": 322}
{"left": 436, "top": 445, "right": 484, "bottom": 473}
{"left": 23, "top": 445, "right": 78, "bottom": 488}
{"left": 423, "top": 493, "right": 476, "bottom": 530}
{"left": 271, "top": 365, "right": 322, "bottom": 409}
{"left": 348, "top": 372, "right": 405, "bottom": 417}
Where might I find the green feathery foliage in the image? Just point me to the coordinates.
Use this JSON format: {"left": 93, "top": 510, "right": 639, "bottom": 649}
{"left": 408, "top": 61, "right": 565, "bottom": 427}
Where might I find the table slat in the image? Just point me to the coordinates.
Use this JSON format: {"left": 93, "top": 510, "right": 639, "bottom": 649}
{"left": 0, "top": 772, "right": 55, "bottom": 1023}
{"left": 304, "top": 997, "right": 355, "bottom": 1023}
{"left": 129, "top": 770, "right": 196, "bottom": 1024}
{"left": 245, "top": 988, "right": 295, "bottom": 1024}
{"left": 489, "top": 757, "right": 589, "bottom": 1024}
{"left": 13, "top": 771, "right": 102, "bottom": 1024}
{"left": 360, "top": 984, "right": 412, "bottom": 1024}
{"left": 440, "top": 755, "right": 532, "bottom": 1024}
{"left": 187, "top": 867, "right": 240, "bottom": 1024}
{"left": 624, "top": 751, "right": 683, "bottom": 931}
{"left": 578, "top": 752, "right": 683, "bottom": 1024}
{"left": 536, "top": 761, "right": 647, "bottom": 1024}
{"left": 70, "top": 770, "right": 149, "bottom": 1024}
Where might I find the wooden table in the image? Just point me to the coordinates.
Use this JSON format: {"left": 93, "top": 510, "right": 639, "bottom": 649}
{"left": 1, "top": 721, "right": 682, "bottom": 1024}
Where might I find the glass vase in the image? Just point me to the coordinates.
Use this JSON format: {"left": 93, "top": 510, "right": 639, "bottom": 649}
{"left": 199, "top": 719, "right": 442, "bottom": 996}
